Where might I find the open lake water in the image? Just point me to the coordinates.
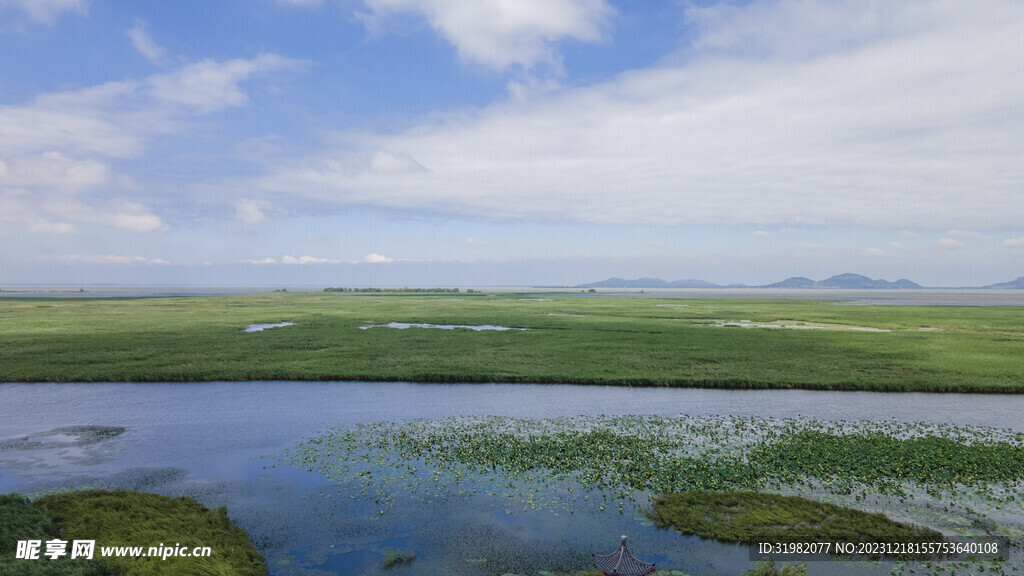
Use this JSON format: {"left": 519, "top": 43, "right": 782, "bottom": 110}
{"left": 2, "top": 382, "right": 1023, "bottom": 575}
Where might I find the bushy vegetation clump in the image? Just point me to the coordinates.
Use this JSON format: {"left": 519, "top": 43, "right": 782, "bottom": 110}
{"left": 0, "top": 494, "right": 105, "bottom": 576}
{"left": 650, "top": 491, "right": 940, "bottom": 546}
{"left": 1, "top": 490, "right": 266, "bottom": 576}
{"left": 323, "top": 287, "right": 461, "bottom": 293}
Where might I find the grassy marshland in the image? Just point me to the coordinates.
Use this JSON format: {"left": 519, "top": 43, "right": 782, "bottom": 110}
{"left": 1, "top": 490, "right": 267, "bottom": 576}
{"left": 2, "top": 292, "right": 1024, "bottom": 391}
{"left": 650, "top": 491, "right": 941, "bottom": 547}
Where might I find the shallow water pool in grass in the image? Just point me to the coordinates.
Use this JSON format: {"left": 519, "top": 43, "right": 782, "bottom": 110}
{"left": 242, "top": 322, "right": 295, "bottom": 332}
{"left": 702, "top": 319, "right": 891, "bottom": 332}
{"left": 359, "top": 322, "right": 528, "bottom": 331}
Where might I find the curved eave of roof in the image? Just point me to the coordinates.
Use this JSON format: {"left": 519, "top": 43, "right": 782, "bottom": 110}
{"left": 592, "top": 546, "right": 655, "bottom": 576}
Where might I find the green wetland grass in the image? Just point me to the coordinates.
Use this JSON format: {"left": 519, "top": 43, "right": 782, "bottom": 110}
{"left": 2, "top": 292, "right": 1024, "bottom": 391}
{"left": 0, "top": 490, "right": 266, "bottom": 576}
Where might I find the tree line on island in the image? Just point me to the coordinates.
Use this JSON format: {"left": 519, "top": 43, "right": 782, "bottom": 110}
{"left": 323, "top": 287, "right": 468, "bottom": 293}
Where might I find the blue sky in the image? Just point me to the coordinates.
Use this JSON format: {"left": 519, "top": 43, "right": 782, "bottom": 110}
{"left": 1, "top": 0, "right": 1022, "bottom": 287}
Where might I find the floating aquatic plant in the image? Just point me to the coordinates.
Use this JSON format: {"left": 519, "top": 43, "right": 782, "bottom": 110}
{"left": 281, "top": 415, "right": 1024, "bottom": 530}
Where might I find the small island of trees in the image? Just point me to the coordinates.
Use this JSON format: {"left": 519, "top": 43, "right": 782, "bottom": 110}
{"left": 323, "top": 287, "right": 462, "bottom": 293}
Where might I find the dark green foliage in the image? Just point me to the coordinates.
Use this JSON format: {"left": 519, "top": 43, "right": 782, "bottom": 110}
{"left": 754, "top": 431, "right": 1024, "bottom": 488}
{"left": 745, "top": 557, "right": 808, "bottom": 576}
{"left": 0, "top": 494, "right": 105, "bottom": 576}
{"left": 323, "top": 287, "right": 461, "bottom": 293}
{"left": 650, "top": 491, "right": 940, "bottom": 545}
{"left": 380, "top": 549, "right": 416, "bottom": 569}
{"left": 33, "top": 490, "right": 267, "bottom": 576}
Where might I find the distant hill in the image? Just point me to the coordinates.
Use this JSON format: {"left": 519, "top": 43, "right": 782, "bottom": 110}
{"left": 985, "top": 276, "right": 1024, "bottom": 289}
{"left": 761, "top": 276, "right": 817, "bottom": 289}
{"left": 763, "top": 273, "right": 922, "bottom": 289}
{"left": 577, "top": 273, "right": 923, "bottom": 289}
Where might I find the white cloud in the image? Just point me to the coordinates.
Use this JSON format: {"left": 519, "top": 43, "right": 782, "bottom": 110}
{"left": 0, "top": 54, "right": 302, "bottom": 235}
{"left": 242, "top": 258, "right": 278, "bottom": 264}
{"left": 0, "top": 187, "right": 165, "bottom": 234}
{"left": 41, "top": 200, "right": 166, "bottom": 232}
{"left": 107, "top": 202, "right": 165, "bottom": 232}
{"left": 368, "top": 151, "right": 428, "bottom": 175}
{"left": 945, "top": 229, "right": 989, "bottom": 241}
{"left": 1, "top": 152, "right": 111, "bottom": 192}
{"left": 274, "top": 0, "right": 323, "bottom": 6}
{"left": 244, "top": 254, "right": 394, "bottom": 264}
{"left": 1002, "top": 237, "right": 1024, "bottom": 248}
{"left": 128, "top": 19, "right": 169, "bottom": 66}
{"left": 899, "top": 230, "right": 919, "bottom": 239}
{"left": 28, "top": 219, "right": 76, "bottom": 234}
{"left": 148, "top": 55, "right": 301, "bottom": 113}
{"left": 935, "top": 229, "right": 990, "bottom": 248}
{"left": 362, "top": 253, "right": 393, "bottom": 263}
{"left": 0, "top": 0, "right": 85, "bottom": 23}
{"left": 282, "top": 255, "right": 340, "bottom": 264}
{"left": 358, "top": 0, "right": 612, "bottom": 70}
{"left": 685, "top": 0, "right": 918, "bottom": 59}
{"left": 257, "top": 0, "right": 1024, "bottom": 230}
{"left": 236, "top": 199, "right": 270, "bottom": 224}
{"left": 751, "top": 230, "right": 770, "bottom": 238}
{"left": 56, "top": 254, "right": 170, "bottom": 265}
{"left": 0, "top": 54, "right": 303, "bottom": 160}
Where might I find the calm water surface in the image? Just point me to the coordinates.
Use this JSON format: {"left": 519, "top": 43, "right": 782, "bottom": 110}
{"left": 2, "top": 382, "right": 1021, "bottom": 575}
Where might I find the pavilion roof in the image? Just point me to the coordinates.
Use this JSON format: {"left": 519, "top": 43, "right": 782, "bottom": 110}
{"left": 592, "top": 535, "right": 656, "bottom": 576}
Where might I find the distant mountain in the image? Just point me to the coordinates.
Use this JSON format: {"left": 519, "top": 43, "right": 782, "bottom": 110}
{"left": 985, "top": 276, "right": 1024, "bottom": 289}
{"left": 762, "top": 276, "right": 817, "bottom": 289}
{"left": 577, "top": 273, "right": 923, "bottom": 289}
{"left": 779, "top": 273, "right": 923, "bottom": 289}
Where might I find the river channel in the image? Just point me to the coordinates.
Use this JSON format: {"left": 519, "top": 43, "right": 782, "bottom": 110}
{"left": 1, "top": 382, "right": 1021, "bottom": 575}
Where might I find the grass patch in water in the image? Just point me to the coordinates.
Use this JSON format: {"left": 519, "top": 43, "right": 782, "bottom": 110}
{"left": 284, "top": 414, "right": 1024, "bottom": 569}
{"left": 1, "top": 489, "right": 268, "bottom": 576}
{"left": 289, "top": 416, "right": 1024, "bottom": 504}
{"left": 650, "top": 490, "right": 940, "bottom": 546}
{"left": 380, "top": 548, "right": 416, "bottom": 569}
{"left": 753, "top": 430, "right": 1024, "bottom": 492}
